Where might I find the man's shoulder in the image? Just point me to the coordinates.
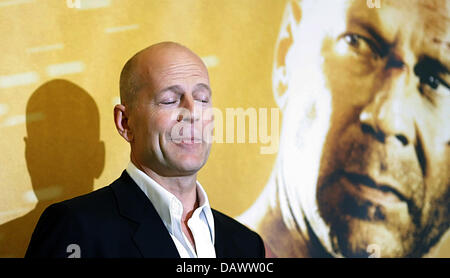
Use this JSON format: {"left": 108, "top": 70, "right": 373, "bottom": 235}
{"left": 57, "top": 185, "right": 114, "bottom": 213}
{"left": 26, "top": 174, "right": 138, "bottom": 258}
{"left": 47, "top": 174, "right": 126, "bottom": 220}
{"left": 211, "top": 208, "right": 261, "bottom": 241}
{"left": 211, "top": 208, "right": 265, "bottom": 258}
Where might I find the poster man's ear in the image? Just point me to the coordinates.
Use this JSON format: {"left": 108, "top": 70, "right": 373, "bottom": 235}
{"left": 273, "top": 1, "right": 302, "bottom": 109}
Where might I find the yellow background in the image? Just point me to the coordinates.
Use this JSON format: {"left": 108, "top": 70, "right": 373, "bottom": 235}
{"left": 0, "top": 0, "right": 448, "bottom": 257}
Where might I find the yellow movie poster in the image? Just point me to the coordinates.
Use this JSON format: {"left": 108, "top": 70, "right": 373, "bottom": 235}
{"left": 0, "top": 0, "right": 448, "bottom": 258}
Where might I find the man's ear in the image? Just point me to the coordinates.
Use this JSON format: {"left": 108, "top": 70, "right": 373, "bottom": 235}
{"left": 114, "top": 104, "right": 133, "bottom": 142}
{"left": 273, "top": 1, "right": 302, "bottom": 109}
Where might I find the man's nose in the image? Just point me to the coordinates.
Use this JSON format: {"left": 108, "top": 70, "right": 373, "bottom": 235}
{"left": 177, "top": 94, "right": 200, "bottom": 123}
{"left": 359, "top": 73, "right": 415, "bottom": 146}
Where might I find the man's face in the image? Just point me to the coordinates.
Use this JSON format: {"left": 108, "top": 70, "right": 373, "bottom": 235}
{"left": 128, "top": 47, "right": 213, "bottom": 177}
{"left": 280, "top": 0, "right": 449, "bottom": 257}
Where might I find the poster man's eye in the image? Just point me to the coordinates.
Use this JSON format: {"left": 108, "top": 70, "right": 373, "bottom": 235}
{"left": 422, "top": 75, "right": 450, "bottom": 97}
{"left": 414, "top": 61, "right": 450, "bottom": 97}
{"left": 340, "top": 33, "right": 379, "bottom": 59}
{"left": 424, "top": 75, "right": 440, "bottom": 90}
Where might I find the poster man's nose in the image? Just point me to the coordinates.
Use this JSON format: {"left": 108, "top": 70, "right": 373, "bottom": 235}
{"left": 359, "top": 73, "right": 415, "bottom": 146}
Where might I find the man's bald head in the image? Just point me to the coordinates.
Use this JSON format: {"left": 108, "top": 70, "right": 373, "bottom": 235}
{"left": 119, "top": 42, "right": 208, "bottom": 109}
{"left": 114, "top": 41, "right": 213, "bottom": 179}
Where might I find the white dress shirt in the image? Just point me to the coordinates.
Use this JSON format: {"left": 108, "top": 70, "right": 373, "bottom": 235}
{"left": 126, "top": 162, "right": 216, "bottom": 258}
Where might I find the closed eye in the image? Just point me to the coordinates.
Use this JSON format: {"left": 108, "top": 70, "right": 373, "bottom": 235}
{"left": 161, "top": 100, "right": 178, "bottom": 105}
{"left": 196, "top": 97, "right": 210, "bottom": 103}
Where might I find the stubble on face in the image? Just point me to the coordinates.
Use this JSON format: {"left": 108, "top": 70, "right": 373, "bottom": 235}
{"left": 294, "top": 0, "right": 450, "bottom": 257}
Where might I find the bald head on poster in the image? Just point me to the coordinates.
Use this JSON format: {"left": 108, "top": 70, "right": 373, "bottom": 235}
{"left": 240, "top": 0, "right": 450, "bottom": 258}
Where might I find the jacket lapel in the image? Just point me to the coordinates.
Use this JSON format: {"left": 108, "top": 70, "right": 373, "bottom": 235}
{"left": 212, "top": 209, "right": 229, "bottom": 258}
{"left": 110, "top": 171, "right": 180, "bottom": 258}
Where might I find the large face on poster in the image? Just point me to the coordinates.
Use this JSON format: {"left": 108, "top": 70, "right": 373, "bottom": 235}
{"left": 267, "top": 0, "right": 449, "bottom": 257}
{"left": 0, "top": 0, "right": 448, "bottom": 259}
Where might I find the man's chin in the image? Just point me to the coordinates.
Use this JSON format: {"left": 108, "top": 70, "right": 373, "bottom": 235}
{"left": 327, "top": 217, "right": 415, "bottom": 258}
{"left": 168, "top": 156, "right": 207, "bottom": 176}
{"left": 316, "top": 174, "right": 420, "bottom": 257}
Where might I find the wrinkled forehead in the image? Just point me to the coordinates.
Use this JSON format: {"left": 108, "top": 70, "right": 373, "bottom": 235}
{"left": 289, "top": 0, "right": 450, "bottom": 65}
{"left": 297, "top": 0, "right": 448, "bottom": 36}
{"left": 345, "top": 0, "right": 450, "bottom": 38}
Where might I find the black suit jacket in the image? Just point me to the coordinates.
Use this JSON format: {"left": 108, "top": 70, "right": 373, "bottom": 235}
{"left": 25, "top": 171, "right": 265, "bottom": 258}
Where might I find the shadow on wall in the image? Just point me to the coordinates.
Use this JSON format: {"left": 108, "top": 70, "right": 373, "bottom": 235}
{"left": 0, "top": 79, "right": 105, "bottom": 257}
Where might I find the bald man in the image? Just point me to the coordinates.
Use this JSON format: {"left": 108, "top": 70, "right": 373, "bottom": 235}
{"left": 25, "top": 42, "right": 265, "bottom": 258}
